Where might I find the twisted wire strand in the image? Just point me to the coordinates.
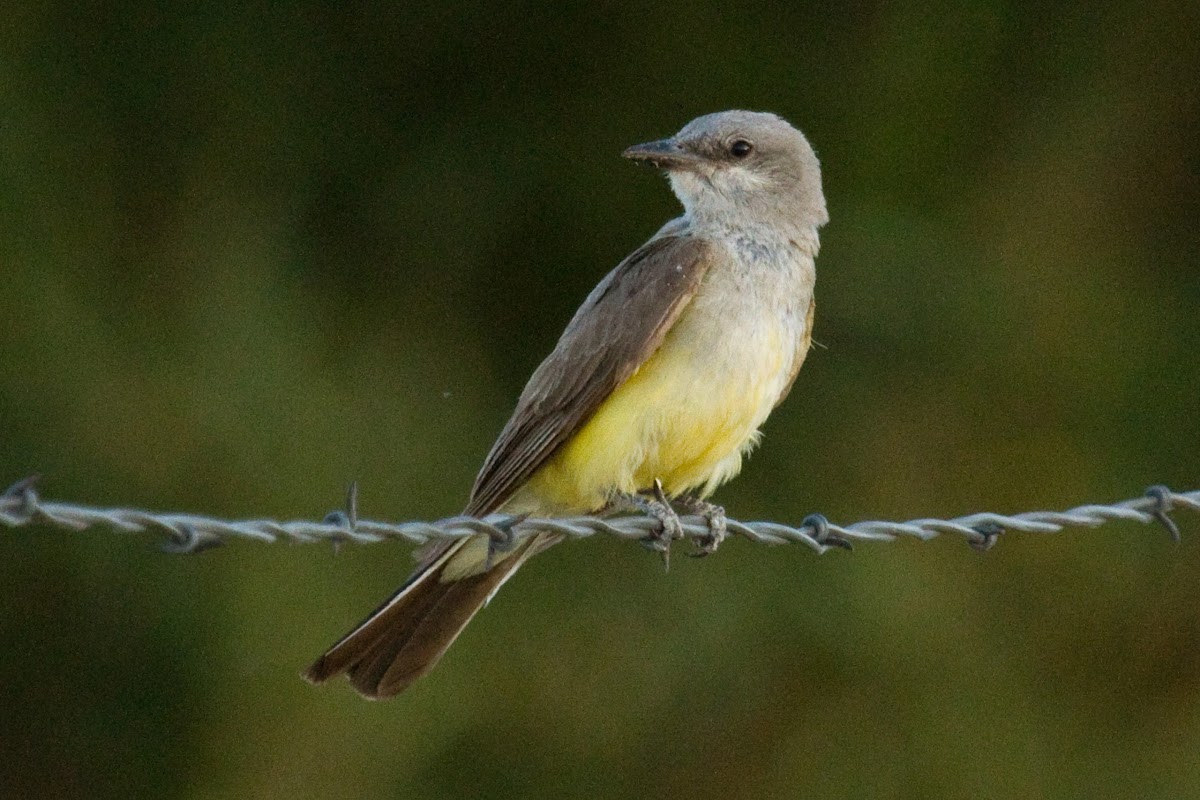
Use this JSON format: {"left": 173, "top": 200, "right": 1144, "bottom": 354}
{"left": 0, "top": 475, "right": 1193, "bottom": 555}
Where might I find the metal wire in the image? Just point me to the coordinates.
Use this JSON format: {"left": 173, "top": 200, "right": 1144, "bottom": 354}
{"left": 1, "top": 475, "right": 1193, "bottom": 556}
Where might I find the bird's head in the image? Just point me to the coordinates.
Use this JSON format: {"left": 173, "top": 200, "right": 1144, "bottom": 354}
{"left": 623, "top": 110, "right": 828, "bottom": 232}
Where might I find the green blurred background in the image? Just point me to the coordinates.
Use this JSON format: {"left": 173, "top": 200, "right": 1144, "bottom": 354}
{"left": 2, "top": 2, "right": 1198, "bottom": 798}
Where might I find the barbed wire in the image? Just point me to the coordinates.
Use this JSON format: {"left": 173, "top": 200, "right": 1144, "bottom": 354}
{"left": 0, "top": 475, "right": 1194, "bottom": 557}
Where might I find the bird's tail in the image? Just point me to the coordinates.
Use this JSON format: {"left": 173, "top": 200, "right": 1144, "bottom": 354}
{"left": 304, "top": 532, "right": 551, "bottom": 699}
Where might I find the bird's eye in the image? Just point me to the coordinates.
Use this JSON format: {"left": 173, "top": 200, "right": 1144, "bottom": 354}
{"left": 730, "top": 140, "right": 753, "bottom": 158}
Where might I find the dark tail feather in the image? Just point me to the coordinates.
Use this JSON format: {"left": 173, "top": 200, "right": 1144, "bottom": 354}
{"left": 304, "top": 535, "right": 544, "bottom": 699}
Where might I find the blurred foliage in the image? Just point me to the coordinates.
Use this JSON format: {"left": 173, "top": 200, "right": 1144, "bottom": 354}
{"left": 1, "top": 1, "right": 1198, "bottom": 798}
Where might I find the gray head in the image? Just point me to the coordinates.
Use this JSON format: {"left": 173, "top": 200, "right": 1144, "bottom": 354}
{"left": 623, "top": 110, "right": 827, "bottom": 232}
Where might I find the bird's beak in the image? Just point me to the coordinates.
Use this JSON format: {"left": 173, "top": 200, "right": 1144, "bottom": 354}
{"left": 622, "top": 138, "right": 703, "bottom": 170}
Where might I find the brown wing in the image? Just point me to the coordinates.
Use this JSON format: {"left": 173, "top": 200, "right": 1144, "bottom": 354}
{"left": 465, "top": 234, "right": 715, "bottom": 517}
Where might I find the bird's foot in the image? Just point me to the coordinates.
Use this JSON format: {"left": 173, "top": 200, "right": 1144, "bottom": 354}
{"left": 678, "top": 495, "right": 727, "bottom": 557}
{"left": 622, "top": 479, "right": 684, "bottom": 571}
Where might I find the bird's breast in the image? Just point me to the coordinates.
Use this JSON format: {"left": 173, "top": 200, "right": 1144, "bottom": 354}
{"left": 511, "top": 236, "right": 815, "bottom": 515}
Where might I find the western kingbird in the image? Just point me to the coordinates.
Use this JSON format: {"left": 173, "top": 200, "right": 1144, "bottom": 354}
{"left": 305, "top": 110, "right": 828, "bottom": 698}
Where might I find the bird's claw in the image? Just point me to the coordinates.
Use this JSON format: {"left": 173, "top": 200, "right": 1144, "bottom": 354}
{"left": 633, "top": 479, "right": 684, "bottom": 570}
{"left": 683, "top": 498, "right": 727, "bottom": 557}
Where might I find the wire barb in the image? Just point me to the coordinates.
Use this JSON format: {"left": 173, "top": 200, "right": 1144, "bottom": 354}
{"left": 0, "top": 476, "right": 1194, "bottom": 556}
{"left": 1144, "top": 484, "right": 1182, "bottom": 543}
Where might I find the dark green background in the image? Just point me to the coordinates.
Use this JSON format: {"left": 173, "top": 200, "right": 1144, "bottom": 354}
{"left": 2, "top": 3, "right": 1198, "bottom": 798}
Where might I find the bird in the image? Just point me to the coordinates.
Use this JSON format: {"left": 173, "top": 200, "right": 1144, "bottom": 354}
{"left": 304, "top": 110, "right": 828, "bottom": 698}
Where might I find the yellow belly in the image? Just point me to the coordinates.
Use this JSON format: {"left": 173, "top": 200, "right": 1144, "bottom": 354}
{"left": 505, "top": 316, "right": 793, "bottom": 515}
